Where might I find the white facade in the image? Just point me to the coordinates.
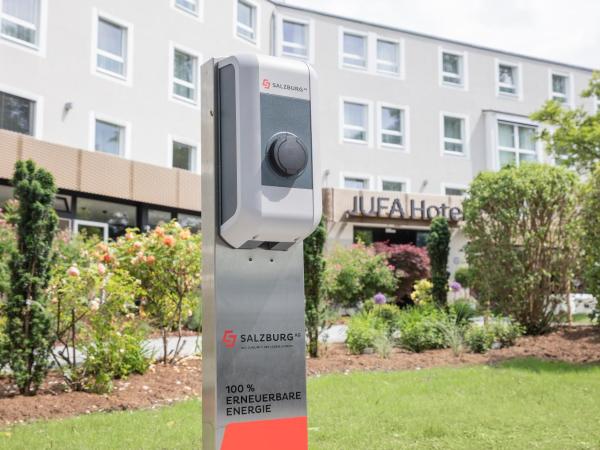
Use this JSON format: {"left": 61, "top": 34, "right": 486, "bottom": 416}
{"left": 0, "top": 0, "right": 596, "bottom": 191}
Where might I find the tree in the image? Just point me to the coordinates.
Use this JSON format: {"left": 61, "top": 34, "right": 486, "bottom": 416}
{"left": 303, "top": 217, "right": 327, "bottom": 358}
{"left": 530, "top": 70, "right": 600, "bottom": 173}
{"left": 3, "top": 160, "right": 58, "bottom": 395}
{"left": 427, "top": 217, "right": 451, "bottom": 307}
{"left": 373, "top": 243, "right": 430, "bottom": 306}
{"left": 463, "top": 163, "right": 580, "bottom": 335}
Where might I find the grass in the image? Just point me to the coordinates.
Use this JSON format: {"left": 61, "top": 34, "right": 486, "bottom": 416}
{"left": 1, "top": 358, "right": 600, "bottom": 449}
{"left": 572, "top": 313, "right": 594, "bottom": 325}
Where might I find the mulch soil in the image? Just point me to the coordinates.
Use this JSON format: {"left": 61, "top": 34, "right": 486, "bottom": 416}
{"left": 1, "top": 326, "right": 599, "bottom": 426}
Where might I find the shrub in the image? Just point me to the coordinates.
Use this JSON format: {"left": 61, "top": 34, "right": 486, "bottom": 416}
{"left": 581, "top": 165, "right": 600, "bottom": 323}
{"left": 395, "top": 306, "right": 447, "bottom": 352}
{"left": 490, "top": 320, "right": 524, "bottom": 347}
{"left": 453, "top": 266, "right": 473, "bottom": 289}
{"left": 373, "top": 243, "right": 430, "bottom": 305}
{"left": 448, "top": 300, "right": 477, "bottom": 327}
{"left": 465, "top": 326, "right": 495, "bottom": 353}
{"left": 463, "top": 163, "right": 581, "bottom": 335}
{"left": 325, "top": 242, "right": 395, "bottom": 308}
{"left": 113, "top": 221, "right": 201, "bottom": 364}
{"left": 304, "top": 217, "right": 327, "bottom": 358}
{"left": 3, "top": 161, "right": 58, "bottom": 395}
{"left": 0, "top": 203, "right": 16, "bottom": 300}
{"left": 427, "top": 217, "right": 451, "bottom": 307}
{"left": 346, "top": 312, "right": 387, "bottom": 354}
{"left": 370, "top": 303, "right": 401, "bottom": 334}
{"left": 410, "top": 279, "right": 433, "bottom": 306}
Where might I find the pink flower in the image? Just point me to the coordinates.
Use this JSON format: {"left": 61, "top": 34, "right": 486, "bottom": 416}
{"left": 163, "top": 235, "right": 175, "bottom": 247}
{"left": 67, "top": 266, "right": 80, "bottom": 277}
{"left": 97, "top": 263, "right": 106, "bottom": 275}
{"left": 145, "top": 255, "right": 156, "bottom": 265}
{"left": 133, "top": 241, "right": 142, "bottom": 250}
{"left": 125, "top": 232, "right": 135, "bottom": 241}
{"left": 179, "top": 229, "right": 191, "bottom": 240}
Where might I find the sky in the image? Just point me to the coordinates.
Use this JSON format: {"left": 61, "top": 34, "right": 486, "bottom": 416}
{"left": 283, "top": 0, "right": 600, "bottom": 69}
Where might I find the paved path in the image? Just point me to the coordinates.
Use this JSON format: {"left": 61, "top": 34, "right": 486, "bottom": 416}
{"left": 50, "top": 325, "right": 349, "bottom": 365}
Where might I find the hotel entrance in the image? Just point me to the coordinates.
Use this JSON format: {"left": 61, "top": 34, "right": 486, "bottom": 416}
{"left": 353, "top": 226, "right": 430, "bottom": 247}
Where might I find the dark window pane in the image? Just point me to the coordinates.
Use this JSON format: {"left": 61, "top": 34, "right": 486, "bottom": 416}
{"left": 0, "top": 91, "right": 34, "bottom": 135}
{"left": 173, "top": 141, "right": 195, "bottom": 170}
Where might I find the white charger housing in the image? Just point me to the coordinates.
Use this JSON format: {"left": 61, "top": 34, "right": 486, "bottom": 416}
{"left": 217, "top": 54, "right": 321, "bottom": 250}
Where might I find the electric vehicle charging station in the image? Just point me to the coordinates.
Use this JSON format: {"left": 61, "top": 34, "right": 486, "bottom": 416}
{"left": 201, "top": 54, "right": 320, "bottom": 450}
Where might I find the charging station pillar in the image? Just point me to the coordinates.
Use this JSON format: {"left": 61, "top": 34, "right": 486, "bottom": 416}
{"left": 201, "top": 55, "right": 320, "bottom": 450}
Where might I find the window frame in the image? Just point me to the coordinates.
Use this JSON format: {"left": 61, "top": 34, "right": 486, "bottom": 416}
{"left": 171, "top": 0, "right": 203, "bottom": 21}
{"left": 91, "top": 9, "right": 133, "bottom": 86}
{"left": 275, "top": 14, "right": 313, "bottom": 62}
{"left": 377, "top": 175, "right": 410, "bottom": 193}
{"left": 167, "top": 134, "right": 200, "bottom": 173}
{"left": 377, "top": 101, "right": 409, "bottom": 152}
{"left": 0, "top": 0, "right": 47, "bottom": 55}
{"left": 89, "top": 111, "right": 131, "bottom": 159}
{"left": 440, "top": 112, "right": 469, "bottom": 157}
{"left": 340, "top": 28, "right": 369, "bottom": 71}
{"left": 340, "top": 172, "right": 373, "bottom": 190}
{"left": 375, "top": 36, "right": 401, "bottom": 76}
{"left": 549, "top": 70, "right": 573, "bottom": 107}
{"left": 234, "top": 0, "right": 259, "bottom": 46}
{"left": 168, "top": 41, "right": 201, "bottom": 108}
{"left": 340, "top": 97, "right": 372, "bottom": 146}
{"left": 439, "top": 47, "right": 468, "bottom": 90}
{"left": 495, "top": 59, "right": 522, "bottom": 99}
{"left": 496, "top": 120, "right": 539, "bottom": 169}
{"left": 0, "top": 82, "right": 43, "bottom": 137}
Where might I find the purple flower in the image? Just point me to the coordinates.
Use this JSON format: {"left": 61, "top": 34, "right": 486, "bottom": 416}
{"left": 374, "top": 292, "right": 387, "bottom": 304}
{"left": 450, "top": 281, "right": 462, "bottom": 292}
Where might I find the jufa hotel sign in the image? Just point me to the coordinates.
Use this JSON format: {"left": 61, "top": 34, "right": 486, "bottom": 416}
{"left": 346, "top": 195, "right": 463, "bottom": 222}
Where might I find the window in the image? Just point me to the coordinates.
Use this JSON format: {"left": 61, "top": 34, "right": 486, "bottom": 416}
{"left": 76, "top": 197, "right": 136, "bottom": 240}
{"left": 1, "top": 0, "right": 40, "bottom": 47}
{"left": 172, "top": 141, "right": 196, "bottom": 171}
{"left": 498, "top": 122, "right": 537, "bottom": 167}
{"left": 442, "top": 115, "right": 466, "bottom": 155}
{"left": 382, "top": 180, "right": 405, "bottom": 192}
{"left": 441, "top": 51, "right": 463, "bottom": 86}
{"left": 175, "top": 0, "right": 197, "bottom": 15}
{"left": 0, "top": 91, "right": 35, "bottom": 135}
{"left": 236, "top": 0, "right": 256, "bottom": 42}
{"left": 281, "top": 19, "right": 307, "bottom": 58}
{"left": 96, "top": 17, "right": 127, "bottom": 78}
{"left": 445, "top": 187, "right": 466, "bottom": 196}
{"left": 376, "top": 39, "right": 399, "bottom": 74}
{"left": 343, "top": 101, "right": 368, "bottom": 143}
{"left": 344, "top": 177, "right": 369, "bottom": 190}
{"left": 343, "top": 32, "right": 367, "bottom": 68}
{"left": 94, "top": 119, "right": 124, "bottom": 156}
{"left": 497, "top": 63, "right": 519, "bottom": 96}
{"left": 551, "top": 73, "right": 569, "bottom": 104}
{"left": 172, "top": 48, "right": 198, "bottom": 103}
{"left": 379, "top": 106, "right": 404, "bottom": 148}
{"left": 178, "top": 213, "right": 201, "bottom": 233}
{"left": 148, "top": 209, "right": 172, "bottom": 229}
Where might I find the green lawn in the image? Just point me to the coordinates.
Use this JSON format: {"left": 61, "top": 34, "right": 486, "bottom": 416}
{"left": 1, "top": 359, "right": 600, "bottom": 449}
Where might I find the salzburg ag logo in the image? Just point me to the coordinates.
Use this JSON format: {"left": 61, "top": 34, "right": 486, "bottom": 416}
{"left": 262, "top": 78, "right": 271, "bottom": 89}
{"left": 222, "top": 329, "right": 238, "bottom": 348}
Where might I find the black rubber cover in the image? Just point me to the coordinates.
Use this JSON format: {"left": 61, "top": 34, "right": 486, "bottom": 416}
{"left": 267, "top": 132, "right": 308, "bottom": 177}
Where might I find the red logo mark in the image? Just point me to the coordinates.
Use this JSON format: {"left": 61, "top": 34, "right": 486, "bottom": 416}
{"left": 222, "top": 329, "right": 238, "bottom": 348}
{"left": 262, "top": 78, "right": 271, "bottom": 89}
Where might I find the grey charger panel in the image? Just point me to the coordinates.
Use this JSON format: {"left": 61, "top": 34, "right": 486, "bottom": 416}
{"left": 260, "top": 93, "right": 313, "bottom": 189}
{"left": 218, "top": 64, "right": 237, "bottom": 225}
